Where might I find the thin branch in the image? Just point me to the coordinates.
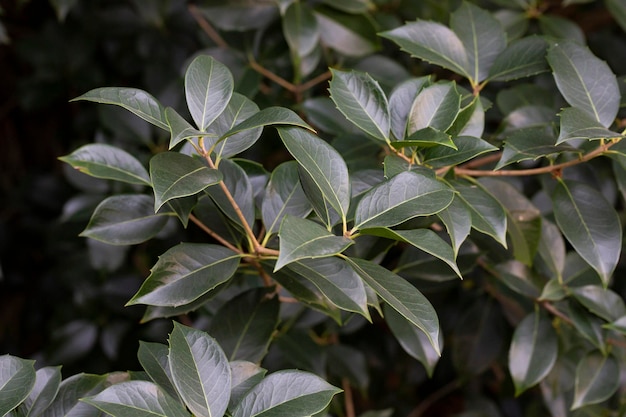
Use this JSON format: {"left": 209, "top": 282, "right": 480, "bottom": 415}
{"left": 459, "top": 152, "right": 502, "bottom": 169}
{"left": 297, "top": 70, "right": 332, "bottom": 92}
{"left": 342, "top": 378, "right": 356, "bottom": 417}
{"left": 540, "top": 301, "right": 573, "bottom": 325}
{"left": 407, "top": 378, "right": 462, "bottom": 417}
{"left": 188, "top": 4, "right": 229, "bottom": 49}
{"left": 608, "top": 337, "right": 626, "bottom": 349}
{"left": 248, "top": 55, "right": 297, "bottom": 92}
{"left": 189, "top": 214, "right": 242, "bottom": 254}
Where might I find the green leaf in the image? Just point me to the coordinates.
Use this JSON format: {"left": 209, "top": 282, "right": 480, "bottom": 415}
{"left": 71, "top": 87, "right": 168, "bottom": 131}
{"left": 42, "top": 373, "right": 107, "bottom": 417}
{"left": 447, "top": 95, "right": 485, "bottom": 138}
{"left": 547, "top": 41, "right": 619, "bottom": 128}
{"left": 140, "top": 290, "right": 223, "bottom": 323}
{"left": 568, "top": 303, "right": 608, "bottom": 354}
{"left": 209, "top": 94, "right": 261, "bottom": 159}
{"left": 346, "top": 257, "right": 441, "bottom": 355}
{"left": 82, "top": 381, "right": 190, "bottom": 417}
{"left": 494, "top": 261, "right": 542, "bottom": 298}
{"left": 407, "top": 82, "right": 461, "bottom": 135}
{"left": 384, "top": 305, "right": 441, "bottom": 377}
{"left": 23, "top": 366, "right": 62, "bottom": 417}
{"left": 450, "top": 2, "right": 506, "bottom": 83}
{"left": 286, "top": 257, "right": 370, "bottom": 319}
{"left": 450, "top": 180, "right": 508, "bottom": 246}
{"left": 603, "top": 315, "right": 626, "bottom": 335}
{"left": 302, "top": 97, "right": 359, "bottom": 135}
{"left": 185, "top": 55, "right": 233, "bottom": 131}
{"left": 80, "top": 195, "right": 169, "bottom": 245}
{"left": 557, "top": 107, "right": 622, "bottom": 144}
{"left": 360, "top": 228, "right": 461, "bottom": 279}
{"left": 539, "top": 15, "right": 585, "bottom": 45}
{"left": 261, "top": 161, "right": 312, "bottom": 236}
{"left": 487, "top": 36, "right": 549, "bottom": 82}
{"left": 389, "top": 77, "right": 431, "bottom": 140}
{"left": 127, "top": 243, "right": 240, "bottom": 307}
{"left": 168, "top": 323, "right": 231, "bottom": 417}
{"left": 537, "top": 220, "right": 566, "bottom": 282}
{"left": 137, "top": 342, "right": 178, "bottom": 400}
{"left": 0, "top": 355, "right": 35, "bottom": 417}
{"left": 150, "top": 152, "right": 222, "bottom": 212}
{"left": 59, "top": 144, "right": 150, "bottom": 186}
{"left": 571, "top": 285, "right": 626, "bottom": 322}
{"left": 231, "top": 370, "right": 341, "bottom": 417}
{"left": 329, "top": 69, "right": 390, "bottom": 142}
{"left": 209, "top": 289, "right": 279, "bottom": 363}
{"left": 276, "top": 216, "right": 353, "bottom": 270}
{"left": 229, "top": 362, "right": 266, "bottom": 410}
{"left": 504, "top": 105, "right": 555, "bottom": 130}
{"left": 496, "top": 127, "right": 579, "bottom": 169}
{"left": 165, "top": 107, "right": 211, "bottom": 150}
{"left": 552, "top": 180, "right": 622, "bottom": 285}
{"left": 572, "top": 352, "right": 620, "bottom": 409}
{"left": 206, "top": 158, "right": 255, "bottom": 229}
{"left": 607, "top": 0, "right": 626, "bottom": 32}
{"left": 314, "top": 6, "right": 379, "bottom": 57}
{"left": 354, "top": 171, "right": 454, "bottom": 230}
{"left": 380, "top": 21, "right": 470, "bottom": 79}
{"left": 327, "top": 344, "right": 369, "bottom": 390}
{"left": 424, "top": 136, "right": 497, "bottom": 168}
{"left": 278, "top": 126, "right": 350, "bottom": 225}
{"left": 437, "top": 195, "right": 472, "bottom": 256}
{"left": 508, "top": 311, "right": 558, "bottom": 396}
{"left": 283, "top": 1, "right": 319, "bottom": 56}
{"left": 389, "top": 127, "right": 455, "bottom": 150}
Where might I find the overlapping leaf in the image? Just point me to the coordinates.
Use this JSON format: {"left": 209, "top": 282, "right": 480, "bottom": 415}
{"left": 424, "top": 136, "right": 497, "bottom": 168}
{"left": 497, "top": 127, "right": 579, "bottom": 169}
{"left": 22, "top": 366, "right": 62, "bottom": 417}
{"left": 207, "top": 93, "right": 261, "bottom": 159}
{"left": 557, "top": 107, "right": 622, "bottom": 143}
{"left": 572, "top": 352, "right": 620, "bottom": 409}
{"left": 42, "top": 373, "right": 107, "bottom": 417}
{"left": 407, "top": 82, "right": 461, "bottom": 135}
{"left": 388, "top": 77, "right": 431, "bottom": 140}
{"left": 205, "top": 159, "right": 255, "bottom": 229}
{"left": 0, "top": 355, "right": 36, "bottom": 416}
{"left": 137, "top": 342, "right": 179, "bottom": 400}
{"left": 487, "top": 36, "right": 549, "bottom": 82}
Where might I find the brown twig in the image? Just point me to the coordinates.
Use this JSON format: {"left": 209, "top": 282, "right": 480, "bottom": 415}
{"left": 540, "top": 301, "right": 573, "bottom": 325}
{"left": 188, "top": 4, "right": 229, "bottom": 49}
{"left": 342, "top": 378, "right": 356, "bottom": 417}
{"left": 248, "top": 56, "right": 297, "bottom": 92}
{"left": 189, "top": 214, "right": 242, "bottom": 254}
{"left": 298, "top": 70, "right": 332, "bottom": 92}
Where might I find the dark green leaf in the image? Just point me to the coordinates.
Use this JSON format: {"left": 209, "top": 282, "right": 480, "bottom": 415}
{"left": 59, "top": 144, "right": 150, "bottom": 186}
{"left": 185, "top": 55, "right": 233, "bottom": 131}
{"left": 82, "top": 381, "right": 190, "bottom": 417}
{"left": 329, "top": 69, "right": 390, "bottom": 142}
{"left": 509, "top": 311, "right": 558, "bottom": 396}
{"left": 346, "top": 257, "right": 441, "bottom": 355}
{"left": 0, "top": 355, "right": 35, "bottom": 416}
{"left": 607, "top": 0, "right": 626, "bottom": 32}
{"left": 603, "top": 315, "right": 626, "bottom": 335}
{"left": 407, "top": 82, "right": 461, "bottom": 134}
{"left": 23, "top": 366, "right": 62, "bottom": 417}
{"left": 552, "top": 180, "right": 621, "bottom": 285}
{"left": 209, "top": 289, "right": 279, "bottom": 363}
{"left": 390, "top": 127, "right": 455, "bottom": 150}
{"left": 568, "top": 303, "right": 608, "bottom": 353}
{"left": 150, "top": 152, "right": 222, "bottom": 211}
{"left": 140, "top": 289, "right": 225, "bottom": 323}
{"left": 487, "top": 36, "right": 549, "bottom": 82}
{"left": 71, "top": 87, "right": 168, "bottom": 131}
{"left": 320, "top": 0, "right": 370, "bottom": 13}
{"left": 496, "top": 127, "right": 579, "bottom": 169}
{"left": 302, "top": 97, "right": 359, "bottom": 135}
{"left": 221, "top": 106, "right": 311, "bottom": 143}
{"left": 494, "top": 261, "right": 542, "bottom": 298}
{"left": 539, "top": 15, "right": 585, "bottom": 44}
{"left": 382, "top": 154, "right": 437, "bottom": 180}
{"left": 571, "top": 285, "right": 626, "bottom": 321}
{"left": 283, "top": 1, "right": 319, "bottom": 57}
{"left": 497, "top": 84, "right": 555, "bottom": 115}
{"left": 354, "top": 171, "right": 454, "bottom": 230}
{"left": 42, "top": 373, "right": 107, "bottom": 417}
{"left": 447, "top": 95, "right": 485, "bottom": 138}
{"left": 315, "top": 6, "right": 379, "bottom": 57}
{"left": 389, "top": 77, "right": 431, "bottom": 140}
{"left": 127, "top": 243, "right": 240, "bottom": 307}
{"left": 327, "top": 344, "right": 369, "bottom": 390}
{"left": 504, "top": 105, "right": 555, "bottom": 130}
{"left": 572, "top": 352, "right": 620, "bottom": 409}
{"left": 229, "top": 362, "right": 266, "bottom": 410}
{"left": 168, "top": 323, "right": 231, "bottom": 417}
{"left": 557, "top": 107, "right": 622, "bottom": 143}
{"left": 80, "top": 195, "right": 169, "bottom": 245}
{"left": 231, "top": 370, "right": 341, "bottom": 417}
{"left": 547, "top": 41, "right": 619, "bottom": 128}
{"left": 424, "top": 136, "right": 497, "bottom": 168}
{"left": 209, "top": 93, "right": 262, "bottom": 159}
{"left": 437, "top": 195, "right": 472, "bottom": 256}
{"left": 165, "top": 107, "right": 211, "bottom": 150}
{"left": 206, "top": 158, "right": 255, "bottom": 229}
{"left": 137, "top": 342, "right": 178, "bottom": 401}
{"left": 537, "top": 220, "right": 566, "bottom": 282}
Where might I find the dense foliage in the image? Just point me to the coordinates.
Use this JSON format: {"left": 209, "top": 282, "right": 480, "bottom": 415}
{"left": 3, "top": 0, "right": 626, "bottom": 416}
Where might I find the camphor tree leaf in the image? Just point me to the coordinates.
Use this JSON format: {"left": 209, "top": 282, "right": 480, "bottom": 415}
{"left": 552, "top": 180, "right": 622, "bottom": 286}
{"left": 231, "top": 370, "right": 341, "bottom": 417}
{"left": 407, "top": 82, "right": 461, "bottom": 135}
{"left": 150, "top": 152, "right": 222, "bottom": 212}
{"left": 487, "top": 36, "right": 549, "bottom": 82}
{"left": 165, "top": 107, "right": 212, "bottom": 150}
{"left": 80, "top": 195, "right": 170, "bottom": 245}
{"left": 0, "top": 355, "right": 36, "bottom": 416}
{"left": 496, "top": 127, "right": 579, "bottom": 169}
{"left": 137, "top": 342, "right": 179, "bottom": 401}
{"left": 508, "top": 311, "right": 558, "bottom": 396}
{"left": 59, "top": 144, "right": 150, "bottom": 186}
{"left": 168, "top": 323, "right": 231, "bottom": 417}
{"left": 572, "top": 352, "right": 620, "bottom": 409}
{"left": 557, "top": 107, "right": 622, "bottom": 143}
{"left": 71, "top": 87, "right": 168, "bottom": 131}
{"left": 276, "top": 215, "right": 353, "bottom": 271}
{"left": 380, "top": 21, "right": 470, "bottom": 79}
{"left": 547, "top": 41, "right": 620, "bottom": 128}
{"left": 127, "top": 243, "right": 240, "bottom": 307}
{"left": 261, "top": 161, "right": 312, "bottom": 236}
{"left": 346, "top": 257, "right": 441, "bottom": 355}
{"left": 388, "top": 77, "right": 431, "bottom": 140}
{"left": 450, "top": 2, "right": 506, "bottom": 83}
{"left": 354, "top": 171, "right": 454, "bottom": 230}
{"left": 42, "top": 373, "right": 107, "bottom": 417}
{"left": 185, "top": 55, "right": 233, "bottom": 131}
{"left": 384, "top": 304, "right": 441, "bottom": 377}
{"left": 278, "top": 126, "right": 351, "bottom": 226}
{"left": 424, "top": 135, "right": 497, "bottom": 168}
{"left": 209, "top": 289, "right": 279, "bottom": 363}
{"left": 329, "top": 69, "right": 390, "bottom": 142}
{"left": 209, "top": 93, "right": 260, "bottom": 159}
{"left": 82, "top": 381, "right": 190, "bottom": 417}
{"left": 22, "top": 366, "right": 62, "bottom": 417}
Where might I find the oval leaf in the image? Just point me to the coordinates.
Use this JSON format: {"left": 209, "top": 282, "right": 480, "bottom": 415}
{"left": 23, "top": 366, "right": 62, "bottom": 417}
{"left": 407, "top": 82, "right": 461, "bottom": 135}
{"left": 42, "top": 373, "right": 107, "bottom": 417}
{"left": 571, "top": 285, "right": 626, "bottom": 322}
{"left": 487, "top": 36, "right": 549, "bottom": 82}
{"left": 0, "top": 355, "right": 36, "bottom": 416}
{"left": 388, "top": 77, "right": 431, "bottom": 140}
{"left": 210, "top": 93, "right": 261, "bottom": 159}
{"left": 424, "top": 135, "right": 497, "bottom": 168}
{"left": 572, "top": 352, "right": 620, "bottom": 410}
{"left": 137, "top": 342, "right": 179, "bottom": 401}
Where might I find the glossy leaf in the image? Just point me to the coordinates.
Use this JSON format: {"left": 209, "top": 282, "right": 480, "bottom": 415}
{"left": 220, "top": 106, "right": 311, "bottom": 143}
{"left": 568, "top": 303, "right": 607, "bottom": 353}
{"left": 261, "top": 161, "right": 312, "bottom": 236}
{"left": 206, "top": 158, "right": 255, "bottom": 229}
{"left": 185, "top": 55, "right": 233, "bottom": 131}
{"left": 389, "top": 77, "right": 431, "bottom": 140}
{"left": 59, "top": 144, "right": 150, "bottom": 186}
{"left": 571, "top": 285, "right": 626, "bottom": 322}
{"left": 276, "top": 215, "right": 353, "bottom": 270}
{"left": 407, "top": 82, "right": 461, "bottom": 135}
{"left": 508, "top": 311, "right": 558, "bottom": 396}
{"left": 23, "top": 366, "right": 62, "bottom": 417}
{"left": 127, "top": 243, "right": 240, "bottom": 307}
{"left": 354, "top": 171, "right": 454, "bottom": 230}
{"left": 450, "top": 2, "right": 506, "bottom": 82}
{"left": 82, "top": 381, "right": 190, "bottom": 417}
{"left": 315, "top": 6, "right": 379, "bottom": 57}
{"left": 229, "top": 362, "right": 266, "bottom": 410}
{"left": 557, "top": 107, "right": 622, "bottom": 143}
{"left": 209, "top": 289, "right": 279, "bottom": 363}
{"left": 539, "top": 15, "right": 585, "bottom": 44}
{"left": 42, "top": 373, "right": 107, "bottom": 417}
{"left": 424, "top": 136, "right": 497, "bottom": 168}
{"left": 0, "top": 355, "right": 35, "bottom": 416}
{"left": 283, "top": 1, "right": 319, "bottom": 56}
{"left": 389, "top": 127, "right": 455, "bottom": 150}
{"left": 552, "top": 180, "right": 621, "bottom": 285}
{"left": 380, "top": 21, "right": 470, "bottom": 79}
{"left": 347, "top": 257, "right": 441, "bottom": 355}
{"left": 71, "top": 87, "right": 168, "bottom": 130}
{"left": 150, "top": 152, "right": 222, "bottom": 211}
{"left": 231, "top": 370, "right": 341, "bottom": 417}
{"left": 209, "top": 93, "right": 261, "bottom": 159}
{"left": 329, "top": 69, "right": 390, "bottom": 142}
{"left": 572, "top": 352, "right": 620, "bottom": 409}
{"left": 537, "top": 220, "right": 566, "bottom": 282}
{"left": 278, "top": 126, "right": 350, "bottom": 224}
{"left": 496, "top": 127, "right": 578, "bottom": 169}
{"left": 168, "top": 323, "right": 231, "bottom": 417}
{"left": 437, "top": 195, "right": 472, "bottom": 256}
{"left": 137, "top": 342, "right": 178, "bottom": 400}
{"left": 487, "top": 36, "right": 549, "bottom": 82}
{"left": 165, "top": 107, "right": 212, "bottom": 150}
{"left": 80, "top": 195, "right": 169, "bottom": 245}
{"left": 547, "top": 41, "right": 619, "bottom": 128}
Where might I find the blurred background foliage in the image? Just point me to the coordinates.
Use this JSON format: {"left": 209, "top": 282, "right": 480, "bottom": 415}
{"left": 2, "top": 0, "right": 626, "bottom": 415}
